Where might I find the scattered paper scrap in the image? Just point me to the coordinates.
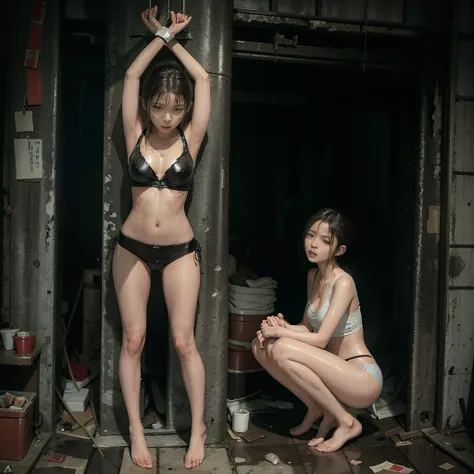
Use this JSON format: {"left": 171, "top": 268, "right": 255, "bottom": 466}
{"left": 234, "top": 457, "right": 246, "bottom": 464}
{"left": 369, "top": 461, "right": 413, "bottom": 473}
{"left": 370, "top": 462, "right": 390, "bottom": 473}
{"left": 439, "top": 463, "right": 455, "bottom": 471}
{"left": 390, "top": 465, "right": 408, "bottom": 472}
{"left": 48, "top": 453, "right": 66, "bottom": 463}
{"left": 395, "top": 440, "right": 412, "bottom": 447}
{"left": 265, "top": 453, "right": 281, "bottom": 465}
{"left": 351, "top": 459, "right": 362, "bottom": 465}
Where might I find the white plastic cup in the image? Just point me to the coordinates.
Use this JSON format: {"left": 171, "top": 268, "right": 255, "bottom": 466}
{"left": 0, "top": 328, "right": 20, "bottom": 351}
{"left": 232, "top": 409, "right": 250, "bottom": 433}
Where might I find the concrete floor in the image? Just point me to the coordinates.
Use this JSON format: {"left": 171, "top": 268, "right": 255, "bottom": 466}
{"left": 2, "top": 410, "right": 473, "bottom": 474}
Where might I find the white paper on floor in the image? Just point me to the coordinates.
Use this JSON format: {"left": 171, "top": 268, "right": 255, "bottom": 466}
{"left": 366, "top": 396, "right": 406, "bottom": 420}
{"left": 369, "top": 461, "right": 413, "bottom": 473}
{"left": 439, "top": 463, "right": 455, "bottom": 471}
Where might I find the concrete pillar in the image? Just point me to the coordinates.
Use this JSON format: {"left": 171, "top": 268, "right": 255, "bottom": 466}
{"left": 168, "top": 0, "right": 232, "bottom": 444}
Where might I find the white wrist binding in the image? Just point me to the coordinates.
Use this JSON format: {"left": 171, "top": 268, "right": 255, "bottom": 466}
{"left": 155, "top": 26, "right": 174, "bottom": 43}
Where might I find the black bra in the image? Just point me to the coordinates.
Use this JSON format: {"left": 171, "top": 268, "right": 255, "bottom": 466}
{"left": 128, "top": 128, "right": 195, "bottom": 191}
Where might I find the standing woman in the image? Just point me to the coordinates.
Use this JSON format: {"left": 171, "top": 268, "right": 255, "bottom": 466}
{"left": 113, "top": 6, "right": 210, "bottom": 469}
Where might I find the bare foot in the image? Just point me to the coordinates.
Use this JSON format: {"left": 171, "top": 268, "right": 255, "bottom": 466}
{"left": 290, "top": 408, "right": 323, "bottom": 436}
{"left": 308, "top": 413, "right": 336, "bottom": 447}
{"left": 184, "top": 425, "right": 206, "bottom": 469}
{"left": 130, "top": 430, "right": 153, "bottom": 469}
{"left": 316, "top": 417, "right": 362, "bottom": 453}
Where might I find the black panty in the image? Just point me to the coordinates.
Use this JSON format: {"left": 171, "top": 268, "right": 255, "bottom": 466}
{"left": 109, "top": 232, "right": 203, "bottom": 274}
{"left": 345, "top": 354, "right": 373, "bottom": 362}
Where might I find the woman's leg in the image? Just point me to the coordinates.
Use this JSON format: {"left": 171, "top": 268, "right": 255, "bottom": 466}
{"left": 162, "top": 252, "right": 205, "bottom": 469}
{"left": 113, "top": 244, "right": 152, "bottom": 469}
{"left": 252, "top": 338, "right": 323, "bottom": 435}
{"left": 270, "top": 338, "right": 381, "bottom": 452}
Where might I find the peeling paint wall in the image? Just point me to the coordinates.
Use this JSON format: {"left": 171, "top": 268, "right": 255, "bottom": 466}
{"left": 1, "top": 0, "right": 60, "bottom": 431}
{"left": 439, "top": 0, "right": 474, "bottom": 431}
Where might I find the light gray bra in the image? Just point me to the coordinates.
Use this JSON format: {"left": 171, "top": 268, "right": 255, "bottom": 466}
{"left": 306, "top": 272, "right": 363, "bottom": 337}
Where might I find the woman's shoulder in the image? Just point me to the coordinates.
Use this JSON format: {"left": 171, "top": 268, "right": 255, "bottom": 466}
{"left": 333, "top": 271, "right": 356, "bottom": 292}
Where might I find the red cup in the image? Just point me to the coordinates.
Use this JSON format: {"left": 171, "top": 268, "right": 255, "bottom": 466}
{"left": 13, "top": 332, "right": 36, "bottom": 354}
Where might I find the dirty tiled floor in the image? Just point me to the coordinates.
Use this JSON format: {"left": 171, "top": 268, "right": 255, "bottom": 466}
{"left": 2, "top": 411, "right": 472, "bottom": 473}
{"left": 228, "top": 411, "right": 473, "bottom": 474}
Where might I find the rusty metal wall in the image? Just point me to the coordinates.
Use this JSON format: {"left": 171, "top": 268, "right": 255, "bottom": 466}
{"left": 438, "top": 0, "right": 474, "bottom": 431}
{"left": 406, "top": 70, "right": 443, "bottom": 431}
{"left": 100, "top": 0, "right": 231, "bottom": 443}
{"left": 234, "top": 0, "right": 445, "bottom": 29}
{"left": 2, "top": 0, "right": 60, "bottom": 431}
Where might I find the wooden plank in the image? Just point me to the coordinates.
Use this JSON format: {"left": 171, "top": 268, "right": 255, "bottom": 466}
{"left": 0, "top": 346, "right": 41, "bottom": 366}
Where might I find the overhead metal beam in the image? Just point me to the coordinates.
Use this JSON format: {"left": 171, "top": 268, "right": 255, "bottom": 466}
{"left": 233, "top": 10, "right": 429, "bottom": 37}
{"left": 232, "top": 39, "right": 401, "bottom": 69}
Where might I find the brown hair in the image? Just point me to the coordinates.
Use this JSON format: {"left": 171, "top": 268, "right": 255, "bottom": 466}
{"left": 301, "top": 208, "right": 352, "bottom": 260}
{"left": 141, "top": 62, "right": 193, "bottom": 131}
